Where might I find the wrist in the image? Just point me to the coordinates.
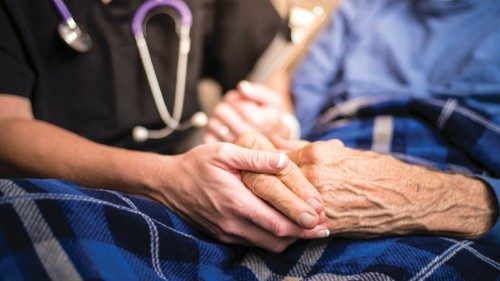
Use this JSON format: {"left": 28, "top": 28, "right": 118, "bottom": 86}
{"left": 145, "top": 154, "right": 192, "bottom": 213}
{"left": 106, "top": 149, "right": 173, "bottom": 203}
{"left": 414, "top": 169, "right": 496, "bottom": 238}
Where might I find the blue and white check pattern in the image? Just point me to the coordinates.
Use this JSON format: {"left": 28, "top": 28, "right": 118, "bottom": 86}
{"left": 0, "top": 178, "right": 499, "bottom": 281}
{"left": 1, "top": 95, "right": 499, "bottom": 280}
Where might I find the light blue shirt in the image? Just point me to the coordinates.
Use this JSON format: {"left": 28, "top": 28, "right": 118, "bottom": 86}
{"left": 292, "top": 0, "right": 500, "bottom": 245}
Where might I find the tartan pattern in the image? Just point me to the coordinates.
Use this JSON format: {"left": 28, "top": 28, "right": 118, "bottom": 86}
{"left": 0, "top": 96, "right": 499, "bottom": 280}
{"left": 311, "top": 95, "right": 500, "bottom": 177}
{"left": 0, "top": 179, "right": 499, "bottom": 281}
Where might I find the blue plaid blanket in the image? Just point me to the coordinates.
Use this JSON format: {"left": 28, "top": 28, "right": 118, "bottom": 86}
{"left": 1, "top": 96, "right": 499, "bottom": 280}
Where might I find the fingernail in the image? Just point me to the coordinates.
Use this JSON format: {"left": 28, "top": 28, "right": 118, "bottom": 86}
{"left": 240, "top": 80, "right": 252, "bottom": 93}
{"left": 307, "top": 198, "right": 322, "bottom": 211}
{"left": 298, "top": 213, "right": 315, "bottom": 227}
{"left": 316, "top": 229, "right": 330, "bottom": 238}
{"left": 274, "top": 153, "right": 287, "bottom": 169}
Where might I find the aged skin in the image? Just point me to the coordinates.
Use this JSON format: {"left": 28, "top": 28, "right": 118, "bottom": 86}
{"left": 235, "top": 134, "right": 329, "bottom": 238}
{"left": 287, "top": 140, "right": 497, "bottom": 239}
{"left": 236, "top": 133, "right": 498, "bottom": 240}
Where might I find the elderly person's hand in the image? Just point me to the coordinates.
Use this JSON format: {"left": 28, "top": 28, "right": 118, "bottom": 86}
{"left": 276, "top": 139, "right": 497, "bottom": 239}
{"left": 234, "top": 133, "right": 329, "bottom": 240}
{"left": 203, "top": 81, "right": 296, "bottom": 143}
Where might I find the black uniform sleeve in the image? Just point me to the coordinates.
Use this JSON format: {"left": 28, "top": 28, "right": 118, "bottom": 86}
{"left": 205, "top": 0, "right": 282, "bottom": 92}
{"left": 0, "top": 1, "right": 35, "bottom": 99}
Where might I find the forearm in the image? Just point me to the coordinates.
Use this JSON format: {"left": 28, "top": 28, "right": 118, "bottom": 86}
{"left": 286, "top": 141, "right": 498, "bottom": 240}
{"left": 409, "top": 167, "right": 497, "bottom": 239}
{"left": 0, "top": 118, "right": 168, "bottom": 197}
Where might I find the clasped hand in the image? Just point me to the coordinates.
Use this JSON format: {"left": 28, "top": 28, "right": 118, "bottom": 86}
{"left": 238, "top": 133, "right": 495, "bottom": 240}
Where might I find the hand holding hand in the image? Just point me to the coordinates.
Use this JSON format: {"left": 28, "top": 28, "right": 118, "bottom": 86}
{"left": 235, "top": 133, "right": 329, "bottom": 237}
{"left": 151, "top": 142, "right": 327, "bottom": 252}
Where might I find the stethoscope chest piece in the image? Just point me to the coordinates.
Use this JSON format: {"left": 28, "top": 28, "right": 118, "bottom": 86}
{"left": 57, "top": 19, "right": 92, "bottom": 53}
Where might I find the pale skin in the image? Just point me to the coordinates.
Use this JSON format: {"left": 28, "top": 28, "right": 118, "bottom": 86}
{"left": 214, "top": 80, "right": 497, "bottom": 239}
{"left": 204, "top": 76, "right": 294, "bottom": 143}
{"left": 0, "top": 95, "right": 329, "bottom": 253}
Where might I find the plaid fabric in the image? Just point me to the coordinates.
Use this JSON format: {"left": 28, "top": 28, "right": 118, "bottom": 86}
{"left": 311, "top": 95, "right": 500, "bottom": 177}
{"left": 0, "top": 96, "right": 499, "bottom": 280}
{"left": 0, "top": 179, "right": 499, "bottom": 281}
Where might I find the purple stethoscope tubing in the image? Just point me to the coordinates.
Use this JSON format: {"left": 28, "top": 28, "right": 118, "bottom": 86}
{"left": 132, "top": 0, "right": 201, "bottom": 141}
{"left": 132, "top": 0, "right": 193, "bottom": 36}
{"left": 52, "top": 0, "right": 73, "bottom": 22}
{"left": 50, "top": 0, "right": 205, "bottom": 141}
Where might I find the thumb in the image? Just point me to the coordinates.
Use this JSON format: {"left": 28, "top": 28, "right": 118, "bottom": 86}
{"left": 237, "top": 81, "right": 281, "bottom": 105}
{"left": 270, "top": 135, "right": 310, "bottom": 152}
{"left": 217, "top": 144, "right": 288, "bottom": 174}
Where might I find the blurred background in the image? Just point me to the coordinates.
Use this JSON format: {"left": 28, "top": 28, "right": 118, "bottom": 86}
{"left": 198, "top": 0, "right": 340, "bottom": 115}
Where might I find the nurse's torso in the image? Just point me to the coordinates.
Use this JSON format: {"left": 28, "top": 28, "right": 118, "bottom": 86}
{"left": 4, "top": 0, "right": 213, "bottom": 154}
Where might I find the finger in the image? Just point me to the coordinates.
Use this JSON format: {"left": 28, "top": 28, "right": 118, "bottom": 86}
{"left": 277, "top": 162, "right": 324, "bottom": 214}
{"left": 238, "top": 189, "right": 330, "bottom": 239}
{"left": 242, "top": 172, "right": 320, "bottom": 229}
{"left": 206, "top": 118, "right": 235, "bottom": 142}
{"left": 271, "top": 135, "right": 309, "bottom": 151}
{"left": 216, "top": 143, "right": 288, "bottom": 174}
{"left": 202, "top": 132, "right": 220, "bottom": 144}
{"left": 234, "top": 132, "right": 275, "bottom": 151}
{"left": 238, "top": 81, "right": 281, "bottom": 105}
{"left": 212, "top": 102, "right": 255, "bottom": 137}
{"left": 224, "top": 95, "right": 265, "bottom": 127}
{"left": 235, "top": 133, "right": 324, "bottom": 214}
{"left": 220, "top": 219, "right": 297, "bottom": 253}
{"left": 286, "top": 144, "right": 312, "bottom": 167}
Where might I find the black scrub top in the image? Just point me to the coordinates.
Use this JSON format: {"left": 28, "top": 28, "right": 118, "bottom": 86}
{"left": 0, "top": 0, "right": 281, "bottom": 154}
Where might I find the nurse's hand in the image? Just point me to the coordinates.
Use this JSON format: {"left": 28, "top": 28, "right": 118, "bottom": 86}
{"left": 150, "top": 142, "right": 328, "bottom": 253}
{"left": 203, "top": 81, "right": 292, "bottom": 143}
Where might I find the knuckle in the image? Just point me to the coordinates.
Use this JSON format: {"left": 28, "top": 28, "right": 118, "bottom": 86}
{"left": 303, "top": 165, "right": 321, "bottom": 185}
{"left": 249, "top": 151, "right": 262, "bottom": 167}
{"left": 222, "top": 222, "right": 242, "bottom": 237}
{"left": 247, "top": 175, "right": 273, "bottom": 197}
{"left": 269, "top": 221, "right": 288, "bottom": 237}
{"left": 240, "top": 205, "right": 257, "bottom": 221}
{"left": 235, "top": 133, "right": 259, "bottom": 148}
{"left": 212, "top": 104, "right": 226, "bottom": 117}
{"left": 329, "top": 139, "right": 344, "bottom": 148}
{"left": 307, "top": 143, "right": 324, "bottom": 160}
{"left": 279, "top": 163, "right": 295, "bottom": 178}
{"left": 216, "top": 143, "right": 233, "bottom": 159}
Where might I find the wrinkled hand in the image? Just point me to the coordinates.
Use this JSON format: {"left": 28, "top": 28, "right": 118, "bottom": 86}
{"left": 151, "top": 142, "right": 326, "bottom": 252}
{"left": 235, "top": 133, "right": 329, "bottom": 238}
{"left": 203, "top": 81, "right": 290, "bottom": 143}
{"left": 281, "top": 139, "right": 496, "bottom": 238}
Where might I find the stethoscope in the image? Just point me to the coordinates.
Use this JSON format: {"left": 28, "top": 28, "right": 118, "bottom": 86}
{"left": 51, "top": 0, "right": 208, "bottom": 142}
